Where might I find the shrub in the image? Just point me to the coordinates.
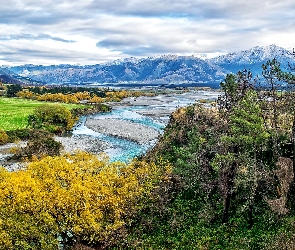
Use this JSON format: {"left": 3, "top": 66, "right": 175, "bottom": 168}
{"left": 0, "top": 153, "right": 169, "bottom": 249}
{"left": 6, "top": 129, "right": 31, "bottom": 142}
{"left": 28, "top": 104, "right": 77, "bottom": 134}
{"left": 0, "top": 129, "right": 8, "bottom": 145}
{"left": 98, "top": 103, "right": 112, "bottom": 112}
{"left": 13, "top": 131, "right": 62, "bottom": 160}
{"left": 70, "top": 104, "right": 112, "bottom": 118}
{"left": 6, "top": 129, "right": 53, "bottom": 142}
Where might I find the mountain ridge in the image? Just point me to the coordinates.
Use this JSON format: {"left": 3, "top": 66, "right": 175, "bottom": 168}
{"left": 1, "top": 44, "right": 294, "bottom": 86}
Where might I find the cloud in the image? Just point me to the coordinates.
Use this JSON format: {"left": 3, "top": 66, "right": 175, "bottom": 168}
{"left": 0, "top": 34, "right": 75, "bottom": 43}
{"left": 0, "top": 0, "right": 295, "bottom": 65}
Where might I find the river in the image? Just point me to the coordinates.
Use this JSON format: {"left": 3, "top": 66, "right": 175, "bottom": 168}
{"left": 70, "top": 90, "right": 220, "bottom": 162}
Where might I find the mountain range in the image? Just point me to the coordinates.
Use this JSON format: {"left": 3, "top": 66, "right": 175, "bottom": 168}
{"left": 1, "top": 44, "right": 294, "bottom": 88}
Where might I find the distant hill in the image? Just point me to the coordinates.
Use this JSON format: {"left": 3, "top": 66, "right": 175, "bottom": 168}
{"left": 0, "top": 67, "right": 44, "bottom": 85}
{"left": 0, "top": 74, "right": 23, "bottom": 85}
{"left": 4, "top": 56, "right": 228, "bottom": 87}
{"left": 2, "top": 44, "right": 295, "bottom": 87}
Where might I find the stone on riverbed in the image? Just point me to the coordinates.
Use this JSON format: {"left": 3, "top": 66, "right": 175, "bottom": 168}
{"left": 54, "top": 135, "right": 109, "bottom": 154}
{"left": 85, "top": 118, "right": 160, "bottom": 145}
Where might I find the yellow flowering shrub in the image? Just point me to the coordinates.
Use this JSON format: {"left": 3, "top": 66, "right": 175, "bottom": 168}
{"left": 0, "top": 129, "right": 8, "bottom": 145}
{"left": 0, "top": 152, "right": 170, "bottom": 249}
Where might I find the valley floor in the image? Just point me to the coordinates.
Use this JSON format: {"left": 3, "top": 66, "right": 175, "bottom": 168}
{"left": 0, "top": 90, "right": 220, "bottom": 168}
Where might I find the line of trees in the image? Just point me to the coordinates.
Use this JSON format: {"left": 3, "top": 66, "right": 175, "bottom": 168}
{"left": 1, "top": 84, "right": 156, "bottom": 104}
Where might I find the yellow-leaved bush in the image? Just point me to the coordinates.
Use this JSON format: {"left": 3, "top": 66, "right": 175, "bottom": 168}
{"left": 0, "top": 152, "right": 171, "bottom": 249}
{"left": 0, "top": 129, "right": 8, "bottom": 145}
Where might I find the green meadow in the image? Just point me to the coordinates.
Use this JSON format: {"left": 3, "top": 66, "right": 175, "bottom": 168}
{"left": 0, "top": 97, "right": 85, "bottom": 131}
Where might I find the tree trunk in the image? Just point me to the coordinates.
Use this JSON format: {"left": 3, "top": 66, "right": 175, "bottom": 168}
{"left": 248, "top": 204, "right": 254, "bottom": 229}
{"left": 222, "top": 162, "right": 237, "bottom": 224}
{"left": 222, "top": 191, "right": 231, "bottom": 223}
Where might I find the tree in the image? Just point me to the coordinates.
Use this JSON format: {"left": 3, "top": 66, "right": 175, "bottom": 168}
{"left": 218, "top": 69, "right": 254, "bottom": 113}
{"left": 260, "top": 59, "right": 295, "bottom": 184}
{"left": 6, "top": 84, "right": 22, "bottom": 97}
{"left": 213, "top": 90, "right": 273, "bottom": 225}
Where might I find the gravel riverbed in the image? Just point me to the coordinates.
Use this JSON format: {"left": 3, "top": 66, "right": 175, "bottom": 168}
{"left": 85, "top": 118, "right": 160, "bottom": 145}
{"left": 54, "top": 135, "right": 109, "bottom": 154}
{"left": 0, "top": 136, "right": 109, "bottom": 170}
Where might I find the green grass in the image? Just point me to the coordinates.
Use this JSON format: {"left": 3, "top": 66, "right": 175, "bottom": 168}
{"left": 0, "top": 97, "right": 86, "bottom": 131}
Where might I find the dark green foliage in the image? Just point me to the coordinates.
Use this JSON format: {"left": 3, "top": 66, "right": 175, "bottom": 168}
{"left": 262, "top": 58, "right": 285, "bottom": 87}
{"left": 70, "top": 103, "right": 111, "bottom": 117}
{"left": 6, "top": 84, "right": 22, "bottom": 97}
{"left": 13, "top": 131, "right": 62, "bottom": 160}
{"left": 121, "top": 62, "right": 295, "bottom": 249}
{"left": 97, "top": 103, "right": 112, "bottom": 112}
{"left": 5, "top": 128, "right": 52, "bottom": 142}
{"left": 219, "top": 69, "right": 255, "bottom": 112}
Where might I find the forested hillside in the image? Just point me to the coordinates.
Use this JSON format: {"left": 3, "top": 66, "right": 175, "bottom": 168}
{"left": 121, "top": 59, "right": 295, "bottom": 249}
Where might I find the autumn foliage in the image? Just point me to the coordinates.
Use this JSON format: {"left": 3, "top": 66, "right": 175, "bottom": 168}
{"left": 27, "top": 104, "right": 77, "bottom": 133}
{"left": 16, "top": 88, "right": 155, "bottom": 104}
{"left": 0, "top": 152, "right": 171, "bottom": 249}
{"left": 0, "top": 128, "right": 8, "bottom": 145}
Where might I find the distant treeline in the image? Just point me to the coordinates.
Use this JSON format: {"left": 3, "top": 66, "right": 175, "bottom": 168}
{"left": 0, "top": 83, "right": 156, "bottom": 104}
{"left": 28, "top": 86, "right": 106, "bottom": 97}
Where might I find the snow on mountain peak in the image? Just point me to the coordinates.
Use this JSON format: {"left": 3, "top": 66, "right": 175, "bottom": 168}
{"left": 208, "top": 44, "right": 294, "bottom": 66}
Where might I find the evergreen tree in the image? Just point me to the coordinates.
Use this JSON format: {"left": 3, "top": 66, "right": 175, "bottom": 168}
{"left": 6, "top": 84, "right": 22, "bottom": 97}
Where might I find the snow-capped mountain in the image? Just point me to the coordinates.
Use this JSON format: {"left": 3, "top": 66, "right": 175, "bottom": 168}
{"left": 2, "top": 44, "right": 295, "bottom": 87}
{"left": 5, "top": 56, "right": 228, "bottom": 86}
{"left": 208, "top": 44, "right": 295, "bottom": 75}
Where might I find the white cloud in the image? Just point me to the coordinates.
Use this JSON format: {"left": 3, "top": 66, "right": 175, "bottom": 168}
{"left": 0, "top": 0, "right": 295, "bottom": 65}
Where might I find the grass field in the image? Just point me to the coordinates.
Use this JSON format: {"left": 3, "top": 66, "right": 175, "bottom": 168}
{"left": 0, "top": 97, "right": 86, "bottom": 131}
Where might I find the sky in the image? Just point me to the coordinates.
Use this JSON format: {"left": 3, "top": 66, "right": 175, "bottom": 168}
{"left": 0, "top": 0, "right": 295, "bottom": 66}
